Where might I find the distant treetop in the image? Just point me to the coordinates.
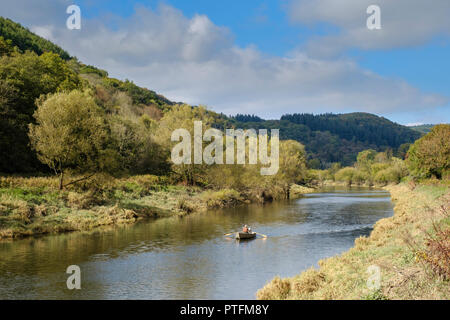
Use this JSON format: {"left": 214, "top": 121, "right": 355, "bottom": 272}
{"left": 230, "top": 114, "right": 264, "bottom": 122}
{"left": 0, "top": 17, "right": 71, "bottom": 60}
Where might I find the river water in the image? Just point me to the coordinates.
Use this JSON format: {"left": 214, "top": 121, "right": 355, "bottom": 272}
{"left": 0, "top": 187, "right": 393, "bottom": 299}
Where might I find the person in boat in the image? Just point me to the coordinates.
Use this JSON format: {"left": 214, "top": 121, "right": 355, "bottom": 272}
{"left": 242, "top": 225, "right": 249, "bottom": 233}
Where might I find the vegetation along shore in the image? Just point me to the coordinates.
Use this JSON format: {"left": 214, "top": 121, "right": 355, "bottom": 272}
{"left": 257, "top": 181, "right": 449, "bottom": 299}
{"left": 0, "top": 174, "right": 314, "bottom": 240}
{"left": 257, "top": 123, "right": 449, "bottom": 300}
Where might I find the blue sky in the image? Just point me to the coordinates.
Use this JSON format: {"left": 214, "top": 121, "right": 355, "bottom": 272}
{"left": 2, "top": 0, "right": 449, "bottom": 124}
{"left": 79, "top": 0, "right": 323, "bottom": 55}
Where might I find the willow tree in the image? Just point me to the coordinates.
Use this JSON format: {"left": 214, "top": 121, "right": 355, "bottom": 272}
{"left": 29, "top": 90, "right": 116, "bottom": 189}
{"left": 271, "top": 140, "right": 307, "bottom": 198}
{"left": 156, "top": 104, "right": 215, "bottom": 185}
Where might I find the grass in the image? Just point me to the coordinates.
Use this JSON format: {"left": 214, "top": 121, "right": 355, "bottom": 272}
{"left": 257, "top": 181, "right": 450, "bottom": 300}
{"left": 0, "top": 175, "right": 208, "bottom": 239}
{"left": 200, "top": 189, "right": 246, "bottom": 208}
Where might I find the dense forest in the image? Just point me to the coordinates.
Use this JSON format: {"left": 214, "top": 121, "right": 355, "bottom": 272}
{"left": 230, "top": 113, "right": 421, "bottom": 166}
{"left": 0, "top": 17, "right": 427, "bottom": 175}
{"left": 281, "top": 113, "right": 420, "bottom": 148}
{"left": 0, "top": 18, "right": 71, "bottom": 60}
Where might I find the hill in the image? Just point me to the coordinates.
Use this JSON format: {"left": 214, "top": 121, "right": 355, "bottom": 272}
{"left": 408, "top": 124, "right": 435, "bottom": 134}
{"left": 0, "top": 17, "right": 175, "bottom": 173}
{"left": 230, "top": 113, "right": 421, "bottom": 166}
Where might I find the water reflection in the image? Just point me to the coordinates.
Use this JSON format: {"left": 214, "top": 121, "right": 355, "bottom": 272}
{"left": 0, "top": 187, "right": 393, "bottom": 299}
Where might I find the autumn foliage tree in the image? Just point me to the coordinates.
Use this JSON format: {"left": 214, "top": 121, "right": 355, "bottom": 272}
{"left": 29, "top": 90, "right": 117, "bottom": 189}
{"left": 156, "top": 104, "right": 216, "bottom": 185}
{"left": 406, "top": 124, "right": 450, "bottom": 179}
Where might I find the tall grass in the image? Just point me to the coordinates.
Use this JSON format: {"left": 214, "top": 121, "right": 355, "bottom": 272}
{"left": 257, "top": 182, "right": 450, "bottom": 300}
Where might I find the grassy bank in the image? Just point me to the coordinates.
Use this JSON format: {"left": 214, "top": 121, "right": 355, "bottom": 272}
{"left": 0, "top": 175, "right": 314, "bottom": 240}
{"left": 257, "top": 181, "right": 450, "bottom": 300}
{"left": 0, "top": 175, "right": 200, "bottom": 239}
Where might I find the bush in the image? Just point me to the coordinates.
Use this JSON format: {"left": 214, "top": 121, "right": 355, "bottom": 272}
{"left": 374, "top": 168, "right": 399, "bottom": 185}
{"left": 419, "top": 206, "right": 450, "bottom": 280}
{"left": 353, "top": 169, "right": 369, "bottom": 185}
{"left": 371, "top": 162, "right": 390, "bottom": 175}
{"left": 176, "top": 197, "right": 196, "bottom": 214}
{"left": 334, "top": 167, "right": 357, "bottom": 185}
{"left": 364, "top": 289, "right": 388, "bottom": 300}
{"left": 66, "top": 191, "right": 101, "bottom": 209}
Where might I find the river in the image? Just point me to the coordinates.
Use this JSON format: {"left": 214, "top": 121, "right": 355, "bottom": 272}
{"left": 0, "top": 187, "right": 393, "bottom": 299}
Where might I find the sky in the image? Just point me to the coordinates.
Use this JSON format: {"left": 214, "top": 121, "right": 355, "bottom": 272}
{"left": 1, "top": 0, "right": 449, "bottom": 125}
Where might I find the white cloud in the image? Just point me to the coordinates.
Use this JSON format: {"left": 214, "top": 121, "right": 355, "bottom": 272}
{"left": 30, "top": 25, "right": 55, "bottom": 41}
{"left": 1, "top": 2, "right": 448, "bottom": 119}
{"left": 287, "top": 0, "right": 450, "bottom": 56}
{"left": 0, "top": 0, "right": 71, "bottom": 26}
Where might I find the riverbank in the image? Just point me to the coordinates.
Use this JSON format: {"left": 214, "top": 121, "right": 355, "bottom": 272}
{"left": 257, "top": 181, "right": 450, "bottom": 300}
{"left": 0, "top": 175, "right": 314, "bottom": 239}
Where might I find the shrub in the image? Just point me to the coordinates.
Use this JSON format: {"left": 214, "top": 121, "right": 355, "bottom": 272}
{"left": 406, "top": 124, "right": 450, "bottom": 179}
{"left": 66, "top": 192, "right": 100, "bottom": 209}
{"left": 371, "top": 162, "right": 390, "bottom": 175}
{"left": 15, "top": 201, "right": 33, "bottom": 223}
{"left": 334, "top": 167, "right": 357, "bottom": 185}
{"left": 374, "top": 168, "right": 398, "bottom": 185}
{"left": 353, "top": 169, "right": 369, "bottom": 185}
{"left": 176, "top": 197, "right": 196, "bottom": 214}
{"left": 419, "top": 206, "right": 450, "bottom": 279}
{"left": 364, "top": 289, "right": 388, "bottom": 300}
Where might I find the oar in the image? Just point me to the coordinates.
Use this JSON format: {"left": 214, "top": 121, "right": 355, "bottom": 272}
{"left": 256, "top": 232, "right": 268, "bottom": 238}
{"left": 224, "top": 232, "right": 235, "bottom": 236}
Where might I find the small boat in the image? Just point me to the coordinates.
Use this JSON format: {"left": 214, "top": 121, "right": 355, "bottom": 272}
{"left": 235, "top": 232, "right": 257, "bottom": 240}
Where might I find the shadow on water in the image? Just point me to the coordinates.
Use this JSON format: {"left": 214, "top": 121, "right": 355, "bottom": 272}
{"left": 0, "top": 186, "right": 393, "bottom": 299}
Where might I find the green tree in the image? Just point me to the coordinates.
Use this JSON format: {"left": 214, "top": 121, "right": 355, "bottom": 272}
{"left": 0, "top": 17, "right": 71, "bottom": 59}
{"left": 0, "top": 36, "right": 14, "bottom": 56}
{"left": 272, "top": 140, "right": 307, "bottom": 198}
{"left": 29, "top": 90, "right": 116, "bottom": 189}
{"left": 307, "top": 158, "right": 321, "bottom": 169}
{"left": 157, "top": 104, "right": 215, "bottom": 185}
{"left": 335, "top": 167, "right": 357, "bottom": 185}
{"left": 0, "top": 51, "right": 81, "bottom": 173}
{"left": 356, "top": 149, "right": 377, "bottom": 171}
{"left": 396, "top": 143, "right": 411, "bottom": 159}
{"left": 406, "top": 124, "right": 450, "bottom": 179}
